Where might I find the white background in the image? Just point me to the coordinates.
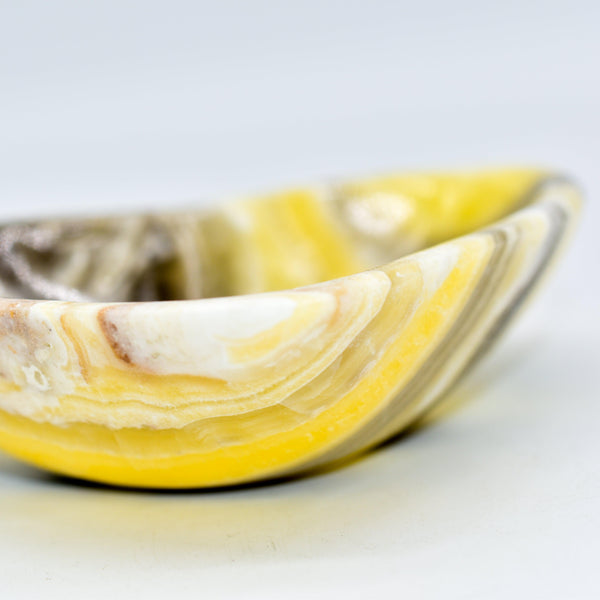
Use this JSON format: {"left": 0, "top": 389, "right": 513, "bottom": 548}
{"left": 1, "top": 1, "right": 599, "bottom": 598}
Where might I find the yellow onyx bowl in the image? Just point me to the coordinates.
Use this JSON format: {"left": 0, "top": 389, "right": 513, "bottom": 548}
{"left": 0, "top": 169, "right": 580, "bottom": 488}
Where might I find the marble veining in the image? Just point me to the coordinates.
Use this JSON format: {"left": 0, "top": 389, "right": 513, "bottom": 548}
{"left": 0, "top": 170, "right": 580, "bottom": 487}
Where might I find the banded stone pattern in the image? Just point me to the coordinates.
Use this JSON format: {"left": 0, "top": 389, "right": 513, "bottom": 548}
{"left": 0, "top": 171, "right": 580, "bottom": 487}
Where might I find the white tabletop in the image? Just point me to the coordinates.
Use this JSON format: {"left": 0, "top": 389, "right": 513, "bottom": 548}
{"left": 1, "top": 2, "right": 599, "bottom": 598}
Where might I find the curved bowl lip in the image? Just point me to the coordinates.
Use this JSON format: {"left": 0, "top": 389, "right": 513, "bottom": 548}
{"left": 0, "top": 169, "right": 576, "bottom": 309}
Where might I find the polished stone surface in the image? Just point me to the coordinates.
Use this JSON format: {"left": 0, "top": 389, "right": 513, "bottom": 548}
{"left": 0, "top": 172, "right": 579, "bottom": 488}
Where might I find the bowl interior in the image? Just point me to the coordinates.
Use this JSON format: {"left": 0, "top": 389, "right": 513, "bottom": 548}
{"left": 0, "top": 169, "right": 542, "bottom": 303}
